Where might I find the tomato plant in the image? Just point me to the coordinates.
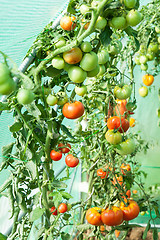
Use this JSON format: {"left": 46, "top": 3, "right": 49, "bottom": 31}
{"left": 65, "top": 154, "right": 79, "bottom": 167}
{"left": 62, "top": 101, "right": 84, "bottom": 119}
{"left": 50, "top": 150, "right": 62, "bottom": 161}
{"left": 17, "top": 89, "right": 35, "bottom": 105}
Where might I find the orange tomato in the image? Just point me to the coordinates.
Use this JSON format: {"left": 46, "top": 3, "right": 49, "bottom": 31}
{"left": 129, "top": 117, "right": 135, "bottom": 127}
{"left": 120, "top": 200, "right": 140, "bottom": 221}
{"left": 60, "top": 16, "right": 76, "bottom": 31}
{"left": 112, "top": 175, "right": 123, "bottom": 186}
{"left": 120, "top": 163, "right": 131, "bottom": 175}
{"left": 115, "top": 230, "right": 120, "bottom": 238}
{"left": 63, "top": 47, "right": 83, "bottom": 64}
{"left": 142, "top": 74, "right": 154, "bottom": 86}
{"left": 115, "top": 99, "right": 128, "bottom": 117}
{"left": 101, "top": 206, "right": 123, "bottom": 226}
{"left": 100, "top": 225, "right": 105, "bottom": 232}
{"left": 133, "top": 190, "right": 138, "bottom": 194}
{"left": 86, "top": 207, "right": 103, "bottom": 226}
{"left": 97, "top": 168, "right": 108, "bottom": 179}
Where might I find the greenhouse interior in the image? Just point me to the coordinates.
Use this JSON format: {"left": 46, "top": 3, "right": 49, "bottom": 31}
{"left": 0, "top": 0, "right": 160, "bottom": 239}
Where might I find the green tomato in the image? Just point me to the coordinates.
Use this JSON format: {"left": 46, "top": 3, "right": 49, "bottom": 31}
{"left": 126, "top": 101, "right": 137, "bottom": 111}
{"left": 80, "top": 51, "right": 98, "bottom": 71}
{"left": 81, "top": 41, "right": 92, "bottom": 52}
{"left": 114, "top": 84, "right": 132, "bottom": 100}
{"left": 0, "top": 78, "right": 16, "bottom": 95}
{"left": 148, "top": 42, "right": 159, "bottom": 53}
{"left": 126, "top": 9, "right": 142, "bottom": 27}
{"left": 111, "top": 16, "right": 127, "bottom": 30}
{"left": 55, "top": 37, "right": 66, "bottom": 48}
{"left": 139, "top": 55, "right": 148, "bottom": 64}
{"left": 105, "top": 130, "right": 122, "bottom": 145}
{"left": 139, "top": 44, "right": 146, "bottom": 54}
{"left": 56, "top": 92, "right": 68, "bottom": 105}
{"left": 95, "top": 16, "right": 107, "bottom": 30}
{"left": 46, "top": 65, "right": 62, "bottom": 77}
{"left": 80, "top": 4, "right": 90, "bottom": 15}
{"left": 107, "top": 44, "right": 119, "bottom": 56}
{"left": 146, "top": 52, "right": 155, "bottom": 61}
{"left": 97, "top": 49, "right": 109, "bottom": 64}
{"left": 97, "top": 65, "right": 106, "bottom": 77}
{"left": 68, "top": 66, "right": 87, "bottom": 83}
{"left": 140, "top": 63, "right": 148, "bottom": 71}
{"left": 139, "top": 86, "right": 148, "bottom": 97}
{"left": 52, "top": 57, "right": 65, "bottom": 70}
{"left": 124, "top": 0, "right": 137, "bottom": 8}
{"left": 46, "top": 94, "right": 58, "bottom": 106}
{"left": 155, "top": 26, "right": 160, "bottom": 34}
{"left": 75, "top": 85, "right": 87, "bottom": 96}
{"left": 116, "top": 139, "right": 136, "bottom": 155}
{"left": 17, "top": 89, "right": 35, "bottom": 105}
{"left": 134, "top": 55, "right": 140, "bottom": 65}
{"left": 87, "top": 65, "right": 100, "bottom": 77}
{"left": 158, "top": 36, "right": 160, "bottom": 44}
{"left": 0, "top": 63, "right": 11, "bottom": 84}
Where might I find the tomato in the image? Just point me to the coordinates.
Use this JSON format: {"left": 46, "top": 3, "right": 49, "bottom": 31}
{"left": 97, "top": 49, "right": 109, "bottom": 65}
{"left": 95, "top": 16, "right": 107, "bottom": 30}
{"left": 46, "top": 94, "right": 58, "bottom": 106}
{"left": 146, "top": 52, "right": 155, "bottom": 61}
{"left": 97, "top": 168, "right": 108, "bottom": 179}
{"left": 56, "top": 92, "right": 68, "bottom": 105}
{"left": 0, "top": 63, "right": 11, "bottom": 84}
{"left": 0, "top": 79, "right": 16, "bottom": 95}
{"left": 126, "top": 101, "right": 137, "bottom": 112}
{"left": 139, "top": 55, "right": 148, "bottom": 64}
{"left": 58, "top": 203, "right": 68, "bottom": 213}
{"left": 86, "top": 207, "right": 103, "bottom": 226}
{"left": 65, "top": 154, "right": 79, "bottom": 167}
{"left": 114, "top": 85, "right": 132, "bottom": 100}
{"left": 140, "top": 63, "right": 148, "bottom": 71}
{"left": 115, "top": 99, "right": 127, "bottom": 117}
{"left": 68, "top": 66, "right": 87, "bottom": 83}
{"left": 126, "top": 9, "right": 142, "bottom": 27}
{"left": 120, "top": 163, "right": 131, "bottom": 175}
{"left": 155, "top": 26, "right": 160, "bottom": 34}
{"left": 62, "top": 101, "right": 84, "bottom": 119}
{"left": 60, "top": 16, "right": 76, "bottom": 31}
{"left": 52, "top": 56, "right": 65, "bottom": 70}
{"left": 75, "top": 85, "right": 87, "bottom": 96}
{"left": 87, "top": 65, "right": 100, "bottom": 77}
{"left": 54, "top": 37, "right": 66, "bottom": 48}
{"left": 80, "top": 4, "right": 90, "bottom": 15}
{"left": 46, "top": 65, "right": 62, "bottom": 77}
{"left": 126, "top": 189, "right": 131, "bottom": 198}
{"left": 115, "top": 230, "right": 120, "bottom": 238}
{"left": 81, "top": 41, "right": 92, "bottom": 52}
{"left": 139, "top": 86, "right": 148, "bottom": 97}
{"left": 50, "top": 150, "right": 62, "bottom": 161}
{"left": 100, "top": 225, "right": 105, "bottom": 232}
{"left": 129, "top": 117, "right": 135, "bottom": 127}
{"left": 82, "top": 19, "right": 90, "bottom": 30}
{"left": 80, "top": 52, "right": 98, "bottom": 71}
{"left": 101, "top": 206, "right": 123, "bottom": 226}
{"left": 134, "top": 55, "right": 140, "bottom": 65}
{"left": 112, "top": 175, "right": 123, "bottom": 186}
{"left": 116, "top": 139, "right": 135, "bottom": 155}
{"left": 132, "top": 190, "right": 137, "bottom": 194}
{"left": 50, "top": 206, "right": 58, "bottom": 215}
{"left": 111, "top": 16, "right": 127, "bottom": 30}
{"left": 63, "top": 47, "right": 82, "bottom": 65}
{"left": 142, "top": 74, "right": 154, "bottom": 86}
{"left": 120, "top": 200, "right": 140, "bottom": 221}
{"left": 17, "top": 89, "right": 35, "bottom": 105}
{"left": 124, "top": 0, "right": 137, "bottom": 8}
{"left": 58, "top": 143, "right": 71, "bottom": 153}
{"left": 107, "top": 116, "right": 129, "bottom": 133}
{"left": 105, "top": 130, "right": 122, "bottom": 145}
{"left": 107, "top": 44, "right": 119, "bottom": 56}
{"left": 67, "top": 203, "right": 72, "bottom": 211}
{"left": 148, "top": 42, "right": 159, "bottom": 53}
{"left": 97, "top": 65, "right": 106, "bottom": 77}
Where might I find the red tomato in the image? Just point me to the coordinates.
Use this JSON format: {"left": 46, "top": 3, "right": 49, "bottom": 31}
{"left": 101, "top": 206, "right": 123, "bottom": 226}
{"left": 97, "top": 168, "right": 108, "bottom": 179}
{"left": 50, "top": 206, "right": 58, "bottom": 215}
{"left": 120, "top": 200, "right": 140, "bottom": 221}
{"left": 86, "top": 207, "right": 103, "bottom": 226}
{"left": 62, "top": 101, "right": 85, "bottom": 119}
{"left": 50, "top": 150, "right": 62, "bottom": 161}
{"left": 107, "top": 116, "right": 129, "bottom": 133}
{"left": 58, "top": 203, "right": 68, "bottom": 213}
{"left": 58, "top": 143, "right": 71, "bottom": 154}
{"left": 65, "top": 154, "right": 79, "bottom": 167}
{"left": 120, "top": 163, "right": 131, "bottom": 175}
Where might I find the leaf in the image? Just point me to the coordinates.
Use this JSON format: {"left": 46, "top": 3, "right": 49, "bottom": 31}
{"left": 47, "top": 233, "right": 54, "bottom": 240}
{"left": 0, "top": 233, "right": 7, "bottom": 240}
{"left": 61, "top": 232, "right": 71, "bottom": 240}
{"left": 67, "top": 0, "right": 77, "bottom": 14}
{"left": 77, "top": 224, "right": 93, "bottom": 231}
{"left": 0, "top": 102, "right": 10, "bottom": 111}
{"left": 134, "top": 37, "right": 140, "bottom": 52}
{"left": 61, "top": 124, "right": 75, "bottom": 139}
{"left": 9, "top": 122, "right": 23, "bottom": 132}
{"left": 61, "top": 191, "right": 73, "bottom": 200}
{"left": 0, "top": 177, "right": 12, "bottom": 193}
{"left": 53, "top": 192, "right": 62, "bottom": 208}
{"left": 62, "top": 213, "right": 71, "bottom": 221}
{"left": 153, "top": 228, "right": 158, "bottom": 240}
{"left": 157, "top": 108, "right": 160, "bottom": 118}
{"left": 143, "top": 220, "right": 151, "bottom": 240}
{"left": 25, "top": 102, "right": 41, "bottom": 119}
{"left": 51, "top": 180, "right": 67, "bottom": 188}
{"left": 125, "top": 26, "right": 138, "bottom": 38}
{"left": 1, "top": 143, "right": 14, "bottom": 161}
{"left": 26, "top": 161, "right": 37, "bottom": 179}
{"left": 99, "top": 26, "right": 112, "bottom": 47}
{"left": 29, "top": 207, "right": 45, "bottom": 222}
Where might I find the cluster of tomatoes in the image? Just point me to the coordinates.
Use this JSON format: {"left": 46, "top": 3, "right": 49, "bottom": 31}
{"left": 50, "top": 143, "right": 79, "bottom": 168}
{"left": 139, "top": 73, "right": 154, "bottom": 97}
{"left": 50, "top": 202, "right": 72, "bottom": 215}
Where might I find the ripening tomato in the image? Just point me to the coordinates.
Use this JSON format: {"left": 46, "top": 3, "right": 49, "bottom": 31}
{"left": 101, "top": 206, "right": 123, "bottom": 226}
{"left": 58, "top": 203, "right": 68, "bottom": 213}
{"left": 58, "top": 143, "right": 71, "bottom": 153}
{"left": 129, "top": 117, "right": 135, "bottom": 127}
{"left": 107, "top": 116, "right": 129, "bottom": 133}
{"left": 65, "top": 154, "right": 79, "bottom": 167}
{"left": 120, "top": 163, "right": 131, "bottom": 175}
{"left": 50, "top": 206, "right": 58, "bottom": 215}
{"left": 120, "top": 200, "right": 140, "bottom": 221}
{"left": 105, "top": 130, "right": 122, "bottom": 145}
{"left": 139, "top": 86, "right": 148, "bottom": 97}
{"left": 97, "top": 168, "right": 108, "bottom": 179}
{"left": 115, "top": 100, "right": 128, "bottom": 117}
{"left": 62, "top": 101, "right": 84, "bottom": 119}
{"left": 116, "top": 139, "right": 135, "bottom": 155}
{"left": 63, "top": 47, "right": 82, "bottom": 65}
{"left": 112, "top": 175, "right": 123, "bottom": 186}
{"left": 50, "top": 150, "right": 62, "bottom": 161}
{"left": 142, "top": 74, "right": 154, "bottom": 86}
{"left": 115, "top": 230, "right": 120, "bottom": 238}
{"left": 60, "top": 16, "right": 76, "bottom": 31}
{"left": 114, "top": 85, "right": 132, "bottom": 100}
{"left": 86, "top": 207, "right": 103, "bottom": 226}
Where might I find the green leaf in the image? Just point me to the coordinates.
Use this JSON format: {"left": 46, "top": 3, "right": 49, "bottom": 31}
{"left": 61, "top": 191, "right": 73, "bottom": 200}
{"left": 29, "top": 207, "right": 45, "bottom": 222}
{"left": 9, "top": 122, "right": 23, "bottom": 132}
{"left": 26, "top": 161, "right": 37, "bottom": 179}
{"left": 77, "top": 224, "right": 93, "bottom": 231}
{"left": 61, "top": 232, "right": 71, "bottom": 240}
{"left": 51, "top": 180, "right": 67, "bottom": 188}
{"left": 99, "top": 26, "right": 112, "bottom": 47}
{"left": 157, "top": 108, "right": 160, "bottom": 118}
{"left": 47, "top": 233, "right": 54, "bottom": 240}
{"left": 1, "top": 143, "right": 14, "bottom": 161}
{"left": 0, "top": 102, "right": 10, "bottom": 111}
{"left": 125, "top": 26, "right": 138, "bottom": 38}
{"left": 143, "top": 220, "right": 151, "bottom": 240}
{"left": 63, "top": 213, "right": 71, "bottom": 221}
{"left": 25, "top": 102, "right": 41, "bottom": 119}
{"left": 61, "top": 124, "right": 75, "bottom": 139}
{"left": 153, "top": 228, "right": 158, "bottom": 240}
{"left": 0, "top": 233, "right": 7, "bottom": 240}
{"left": 67, "top": 0, "right": 77, "bottom": 14}
{"left": 54, "top": 192, "right": 62, "bottom": 208}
